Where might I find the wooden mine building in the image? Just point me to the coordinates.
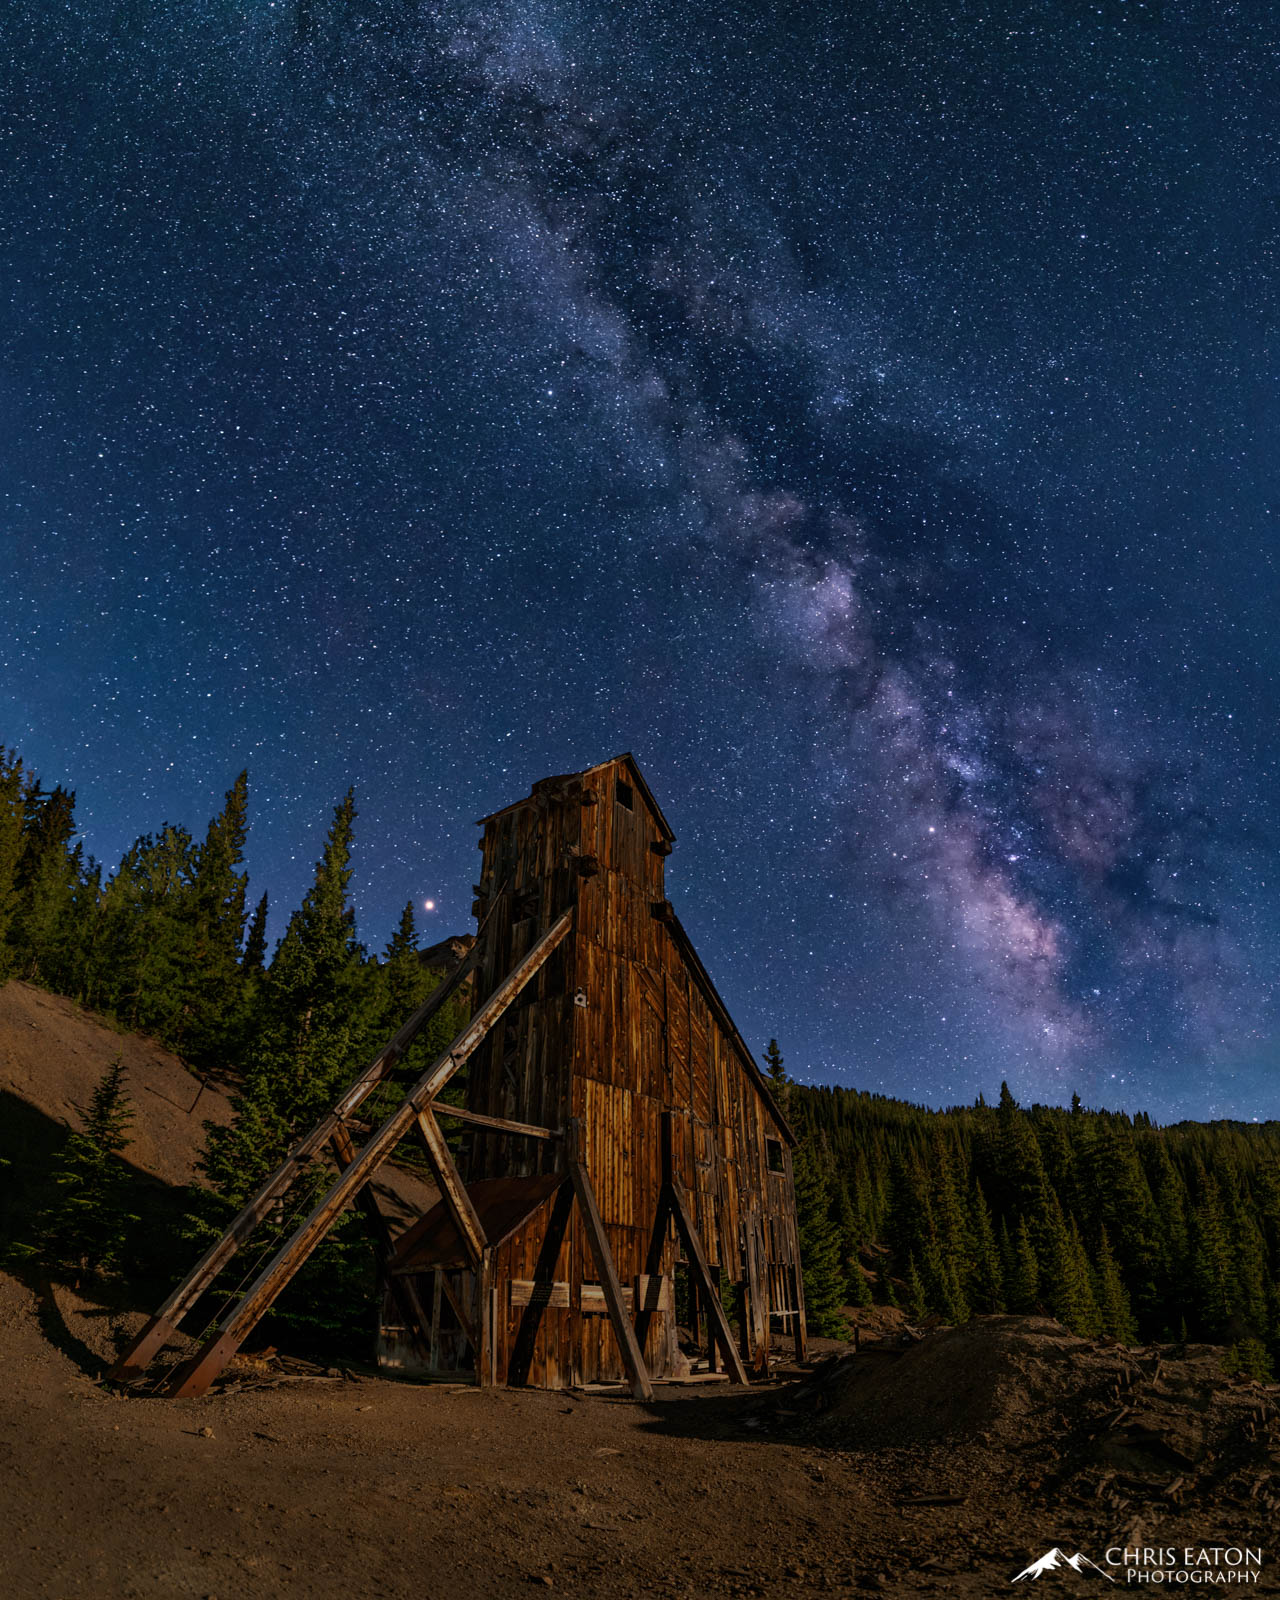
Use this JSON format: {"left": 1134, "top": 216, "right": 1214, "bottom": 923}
{"left": 113, "top": 754, "right": 806, "bottom": 1400}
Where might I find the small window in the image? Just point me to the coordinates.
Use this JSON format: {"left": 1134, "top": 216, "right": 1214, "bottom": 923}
{"left": 766, "top": 1138, "right": 785, "bottom": 1174}
{"left": 615, "top": 780, "right": 634, "bottom": 811}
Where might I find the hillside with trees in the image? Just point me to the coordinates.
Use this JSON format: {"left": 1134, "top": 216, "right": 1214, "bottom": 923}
{"left": 784, "top": 1067, "right": 1280, "bottom": 1378}
{"left": 3, "top": 740, "right": 1279, "bottom": 1380}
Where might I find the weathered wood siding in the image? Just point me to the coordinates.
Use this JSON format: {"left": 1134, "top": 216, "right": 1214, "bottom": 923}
{"left": 390, "top": 755, "right": 804, "bottom": 1389}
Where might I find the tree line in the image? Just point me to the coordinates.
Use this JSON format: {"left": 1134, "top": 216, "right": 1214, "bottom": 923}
{"left": 0, "top": 744, "right": 469, "bottom": 1339}
{"left": 776, "top": 1055, "right": 1280, "bottom": 1378}
{"left": 6, "top": 742, "right": 1279, "bottom": 1375}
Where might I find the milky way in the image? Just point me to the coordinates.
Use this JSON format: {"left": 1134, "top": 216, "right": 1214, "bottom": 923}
{"left": 2, "top": 2, "right": 1278, "bottom": 1117}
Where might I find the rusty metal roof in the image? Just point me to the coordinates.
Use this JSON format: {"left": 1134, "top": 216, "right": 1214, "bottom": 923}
{"left": 386, "top": 1173, "right": 566, "bottom": 1274}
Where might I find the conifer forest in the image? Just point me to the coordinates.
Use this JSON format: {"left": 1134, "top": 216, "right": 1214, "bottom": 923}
{"left": 4, "top": 741, "right": 1279, "bottom": 1381}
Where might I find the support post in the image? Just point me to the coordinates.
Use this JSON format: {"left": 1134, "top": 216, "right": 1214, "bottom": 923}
{"left": 567, "top": 1119, "right": 653, "bottom": 1402}
{"left": 162, "top": 910, "right": 573, "bottom": 1398}
{"left": 660, "top": 1110, "right": 746, "bottom": 1384}
{"left": 667, "top": 1175, "right": 750, "bottom": 1386}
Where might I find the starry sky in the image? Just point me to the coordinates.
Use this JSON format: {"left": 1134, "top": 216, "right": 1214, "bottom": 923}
{"left": 3, "top": 1, "right": 1279, "bottom": 1119}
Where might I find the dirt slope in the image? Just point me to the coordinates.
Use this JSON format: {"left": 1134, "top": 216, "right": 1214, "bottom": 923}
{"left": 0, "top": 980, "right": 233, "bottom": 1187}
{"left": 1, "top": 986, "right": 1276, "bottom": 1596}
{"left": 0, "top": 978, "right": 434, "bottom": 1230}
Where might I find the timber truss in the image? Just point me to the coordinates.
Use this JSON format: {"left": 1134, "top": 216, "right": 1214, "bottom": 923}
{"left": 110, "top": 898, "right": 751, "bottom": 1401}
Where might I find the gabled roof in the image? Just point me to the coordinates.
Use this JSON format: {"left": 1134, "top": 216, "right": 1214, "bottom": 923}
{"left": 476, "top": 752, "right": 676, "bottom": 844}
{"left": 659, "top": 904, "right": 797, "bottom": 1146}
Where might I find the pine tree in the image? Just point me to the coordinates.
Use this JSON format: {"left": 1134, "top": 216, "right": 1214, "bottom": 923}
{"left": 184, "top": 772, "right": 251, "bottom": 1070}
{"left": 903, "top": 1254, "right": 929, "bottom": 1323}
{"left": 39, "top": 1056, "right": 139, "bottom": 1279}
{"left": 763, "top": 1038, "right": 790, "bottom": 1116}
{"left": 201, "top": 791, "right": 366, "bottom": 1205}
{"left": 968, "top": 1183, "right": 1006, "bottom": 1313}
{"left": 1093, "top": 1226, "right": 1138, "bottom": 1343}
{"left": 9, "top": 784, "right": 80, "bottom": 985}
{"left": 242, "top": 891, "right": 269, "bottom": 974}
{"left": 1044, "top": 1209, "right": 1102, "bottom": 1337}
{"left": 1190, "top": 1164, "right": 1235, "bottom": 1339}
{"left": 0, "top": 747, "right": 27, "bottom": 974}
{"left": 1008, "top": 1217, "right": 1040, "bottom": 1314}
{"left": 792, "top": 1142, "right": 846, "bottom": 1336}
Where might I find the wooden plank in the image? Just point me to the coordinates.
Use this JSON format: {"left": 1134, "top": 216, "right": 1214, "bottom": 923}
{"left": 580, "top": 1283, "right": 635, "bottom": 1313}
{"left": 162, "top": 910, "right": 573, "bottom": 1398}
{"left": 429, "top": 1103, "right": 561, "bottom": 1141}
{"left": 634, "top": 1274, "right": 672, "bottom": 1314}
{"left": 567, "top": 1120, "right": 653, "bottom": 1402}
{"left": 107, "top": 929, "right": 490, "bottom": 1382}
{"left": 414, "top": 1108, "right": 488, "bottom": 1267}
{"left": 667, "top": 1174, "right": 749, "bottom": 1385}
{"left": 510, "top": 1279, "right": 570, "bottom": 1308}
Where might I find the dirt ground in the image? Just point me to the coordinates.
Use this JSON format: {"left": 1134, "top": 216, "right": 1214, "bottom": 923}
{"left": 2, "top": 982, "right": 1276, "bottom": 1597}
{"left": 3, "top": 1278, "right": 1277, "bottom": 1600}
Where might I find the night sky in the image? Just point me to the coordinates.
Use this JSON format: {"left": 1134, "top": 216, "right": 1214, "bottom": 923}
{"left": 4, "top": 2, "right": 1278, "bottom": 1119}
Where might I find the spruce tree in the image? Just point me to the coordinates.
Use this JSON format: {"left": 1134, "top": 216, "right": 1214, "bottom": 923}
{"left": 0, "top": 747, "right": 27, "bottom": 974}
{"left": 1044, "top": 1209, "right": 1102, "bottom": 1337}
{"left": 1093, "top": 1226, "right": 1138, "bottom": 1343}
{"left": 202, "top": 790, "right": 366, "bottom": 1204}
{"left": 903, "top": 1254, "right": 929, "bottom": 1323}
{"left": 763, "top": 1037, "right": 790, "bottom": 1116}
{"left": 9, "top": 784, "right": 80, "bottom": 985}
{"left": 968, "top": 1183, "right": 1006, "bottom": 1313}
{"left": 792, "top": 1142, "right": 846, "bottom": 1336}
{"left": 242, "top": 891, "right": 269, "bottom": 974}
{"left": 39, "top": 1056, "right": 139, "bottom": 1279}
{"left": 1190, "top": 1164, "right": 1234, "bottom": 1338}
{"left": 1008, "top": 1217, "right": 1040, "bottom": 1313}
{"left": 185, "top": 772, "right": 251, "bottom": 1070}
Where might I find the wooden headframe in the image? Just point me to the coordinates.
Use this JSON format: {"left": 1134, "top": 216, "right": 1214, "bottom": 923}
{"left": 111, "top": 902, "right": 573, "bottom": 1396}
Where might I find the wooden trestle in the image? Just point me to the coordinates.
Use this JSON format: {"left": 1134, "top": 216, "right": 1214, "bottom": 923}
{"left": 111, "top": 905, "right": 576, "bottom": 1397}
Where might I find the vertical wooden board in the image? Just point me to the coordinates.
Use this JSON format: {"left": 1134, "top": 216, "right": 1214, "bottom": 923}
{"left": 690, "top": 1013, "right": 711, "bottom": 1126}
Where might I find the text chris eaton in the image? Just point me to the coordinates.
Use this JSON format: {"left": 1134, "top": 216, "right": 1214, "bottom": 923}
{"left": 1105, "top": 1548, "right": 1264, "bottom": 1585}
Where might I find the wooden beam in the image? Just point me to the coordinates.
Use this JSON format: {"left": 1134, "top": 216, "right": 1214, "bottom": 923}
{"left": 162, "top": 909, "right": 573, "bottom": 1398}
{"left": 108, "top": 926, "right": 488, "bottom": 1382}
{"left": 567, "top": 1120, "right": 653, "bottom": 1403}
{"left": 429, "top": 1103, "right": 561, "bottom": 1141}
{"left": 633, "top": 1187, "right": 672, "bottom": 1356}
{"left": 667, "top": 1175, "right": 750, "bottom": 1386}
{"left": 414, "top": 1108, "right": 488, "bottom": 1268}
{"left": 330, "top": 1124, "right": 433, "bottom": 1357}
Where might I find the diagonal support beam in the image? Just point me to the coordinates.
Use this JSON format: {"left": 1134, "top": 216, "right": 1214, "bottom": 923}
{"left": 667, "top": 1175, "right": 749, "bottom": 1386}
{"left": 414, "top": 1109, "right": 487, "bottom": 1267}
{"left": 567, "top": 1119, "right": 653, "bottom": 1402}
{"left": 163, "top": 910, "right": 573, "bottom": 1398}
{"left": 108, "top": 926, "right": 490, "bottom": 1383}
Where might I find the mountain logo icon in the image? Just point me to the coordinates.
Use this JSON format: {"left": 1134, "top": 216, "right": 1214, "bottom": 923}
{"left": 1011, "top": 1548, "right": 1116, "bottom": 1582}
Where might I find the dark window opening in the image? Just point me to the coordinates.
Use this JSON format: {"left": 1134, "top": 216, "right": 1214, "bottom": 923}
{"left": 615, "top": 780, "right": 634, "bottom": 810}
{"left": 766, "top": 1138, "right": 785, "bottom": 1174}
